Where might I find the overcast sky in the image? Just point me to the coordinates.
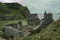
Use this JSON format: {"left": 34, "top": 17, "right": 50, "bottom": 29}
{"left": 0, "top": 0, "right": 60, "bottom": 14}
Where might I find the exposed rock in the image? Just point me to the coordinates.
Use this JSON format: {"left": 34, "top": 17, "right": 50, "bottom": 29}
{"left": 1, "top": 26, "right": 23, "bottom": 40}
{"left": 17, "top": 21, "right": 23, "bottom": 30}
{"left": 29, "top": 11, "right": 53, "bottom": 34}
{"left": 0, "top": 2, "right": 31, "bottom": 20}
{"left": 5, "top": 23, "right": 18, "bottom": 29}
{"left": 26, "top": 14, "right": 40, "bottom": 26}
{"left": 21, "top": 7, "right": 31, "bottom": 18}
{"left": 5, "top": 21, "right": 23, "bottom": 30}
{"left": 39, "top": 11, "right": 53, "bottom": 29}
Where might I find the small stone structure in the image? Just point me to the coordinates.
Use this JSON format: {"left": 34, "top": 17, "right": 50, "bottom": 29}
{"left": 26, "top": 14, "right": 40, "bottom": 26}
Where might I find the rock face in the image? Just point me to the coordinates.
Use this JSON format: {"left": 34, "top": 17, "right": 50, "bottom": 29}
{"left": 37, "top": 11, "right": 53, "bottom": 32}
{"left": 1, "top": 24, "right": 32, "bottom": 40}
{"left": 29, "top": 11, "right": 53, "bottom": 33}
{"left": 5, "top": 21, "right": 23, "bottom": 30}
{"left": 26, "top": 14, "right": 40, "bottom": 26}
{"left": 39, "top": 11, "right": 53, "bottom": 28}
{"left": 21, "top": 7, "right": 31, "bottom": 18}
{"left": 5, "top": 23, "right": 18, "bottom": 29}
{"left": 1, "top": 26, "right": 23, "bottom": 40}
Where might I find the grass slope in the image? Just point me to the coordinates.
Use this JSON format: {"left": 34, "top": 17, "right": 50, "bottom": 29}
{"left": 22, "top": 19, "right": 60, "bottom": 40}
{"left": 0, "top": 3, "right": 29, "bottom": 37}
{"left": 0, "top": 2, "right": 30, "bottom": 20}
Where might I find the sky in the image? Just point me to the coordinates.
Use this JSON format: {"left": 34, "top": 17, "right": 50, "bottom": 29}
{"left": 0, "top": 0, "right": 60, "bottom": 14}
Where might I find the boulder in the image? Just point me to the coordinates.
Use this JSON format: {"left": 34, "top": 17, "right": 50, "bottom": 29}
{"left": 1, "top": 26, "right": 23, "bottom": 40}
{"left": 5, "top": 23, "right": 18, "bottom": 29}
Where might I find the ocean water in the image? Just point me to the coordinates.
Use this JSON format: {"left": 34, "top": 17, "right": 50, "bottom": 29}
{"left": 38, "top": 14, "right": 60, "bottom": 20}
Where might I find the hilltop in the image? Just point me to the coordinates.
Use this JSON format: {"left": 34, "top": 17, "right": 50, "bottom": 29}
{"left": 0, "top": 2, "right": 30, "bottom": 20}
{"left": 0, "top": 2, "right": 31, "bottom": 29}
{"left": 0, "top": 2, "right": 60, "bottom": 40}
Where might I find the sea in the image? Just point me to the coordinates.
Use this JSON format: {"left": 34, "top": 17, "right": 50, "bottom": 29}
{"left": 38, "top": 14, "right": 60, "bottom": 20}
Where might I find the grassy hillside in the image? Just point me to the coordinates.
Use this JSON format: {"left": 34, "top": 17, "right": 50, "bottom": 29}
{"left": 22, "top": 18, "right": 60, "bottom": 40}
{"left": 0, "top": 2, "right": 30, "bottom": 28}
{"left": 0, "top": 3, "right": 29, "bottom": 36}
{"left": 0, "top": 2, "right": 30, "bottom": 20}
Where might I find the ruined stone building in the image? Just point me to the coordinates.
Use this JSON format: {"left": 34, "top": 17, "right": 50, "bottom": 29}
{"left": 26, "top": 14, "right": 40, "bottom": 26}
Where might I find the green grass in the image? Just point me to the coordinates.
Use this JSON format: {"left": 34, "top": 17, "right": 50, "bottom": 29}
{"left": 0, "top": 19, "right": 27, "bottom": 28}
{"left": 22, "top": 19, "right": 60, "bottom": 40}
{"left": 0, "top": 19, "right": 28, "bottom": 37}
{"left": 0, "top": 2, "right": 30, "bottom": 20}
{"left": 0, "top": 19, "right": 60, "bottom": 40}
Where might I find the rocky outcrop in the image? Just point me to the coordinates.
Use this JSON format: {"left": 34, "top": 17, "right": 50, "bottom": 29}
{"left": 20, "top": 7, "right": 31, "bottom": 18}
{"left": 1, "top": 26, "right": 23, "bottom": 40}
{"left": 26, "top": 14, "right": 40, "bottom": 26}
{"left": 5, "top": 23, "right": 18, "bottom": 29}
{"left": 39, "top": 11, "right": 53, "bottom": 29}
{"left": 29, "top": 11, "right": 53, "bottom": 34}
{"left": 0, "top": 2, "right": 31, "bottom": 20}
{"left": 5, "top": 21, "right": 23, "bottom": 30}
{"left": 1, "top": 24, "right": 33, "bottom": 40}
